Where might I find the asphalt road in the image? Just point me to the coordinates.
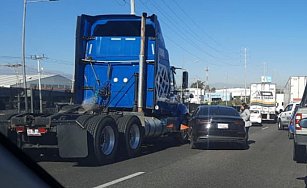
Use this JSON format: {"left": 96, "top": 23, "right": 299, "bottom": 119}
{"left": 38, "top": 124, "right": 307, "bottom": 188}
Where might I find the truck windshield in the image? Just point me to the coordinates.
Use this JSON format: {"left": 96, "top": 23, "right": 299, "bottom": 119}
{"left": 93, "top": 21, "right": 155, "bottom": 37}
{"left": 260, "top": 91, "right": 273, "bottom": 96}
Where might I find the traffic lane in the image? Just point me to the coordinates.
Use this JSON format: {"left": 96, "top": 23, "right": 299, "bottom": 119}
{"left": 106, "top": 124, "right": 307, "bottom": 188}
{"left": 38, "top": 137, "right": 204, "bottom": 188}
{"left": 38, "top": 124, "right": 270, "bottom": 187}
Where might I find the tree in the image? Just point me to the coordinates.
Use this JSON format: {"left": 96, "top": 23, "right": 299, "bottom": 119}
{"left": 190, "top": 80, "right": 205, "bottom": 89}
{"left": 204, "top": 85, "right": 210, "bottom": 91}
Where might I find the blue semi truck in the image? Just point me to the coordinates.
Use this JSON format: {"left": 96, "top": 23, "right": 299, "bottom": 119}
{"left": 0, "top": 13, "right": 189, "bottom": 164}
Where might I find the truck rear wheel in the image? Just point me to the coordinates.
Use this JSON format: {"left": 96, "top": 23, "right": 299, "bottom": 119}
{"left": 87, "top": 116, "right": 119, "bottom": 165}
{"left": 117, "top": 116, "right": 143, "bottom": 158}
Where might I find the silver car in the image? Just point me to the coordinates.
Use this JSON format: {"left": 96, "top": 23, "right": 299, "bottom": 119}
{"left": 277, "top": 103, "right": 299, "bottom": 130}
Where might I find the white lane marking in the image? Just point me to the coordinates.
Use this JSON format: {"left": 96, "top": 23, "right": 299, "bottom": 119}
{"left": 262, "top": 127, "right": 269, "bottom": 130}
{"left": 94, "top": 172, "right": 145, "bottom": 188}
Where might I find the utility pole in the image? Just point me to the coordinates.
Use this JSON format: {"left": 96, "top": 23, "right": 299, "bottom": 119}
{"left": 205, "top": 66, "right": 210, "bottom": 104}
{"left": 196, "top": 78, "right": 200, "bottom": 104}
{"left": 225, "top": 72, "right": 228, "bottom": 106}
{"left": 263, "top": 62, "right": 268, "bottom": 78}
{"left": 21, "top": 0, "right": 59, "bottom": 112}
{"left": 31, "top": 54, "right": 46, "bottom": 113}
{"left": 244, "top": 48, "right": 247, "bottom": 103}
{"left": 22, "top": 0, "right": 28, "bottom": 112}
{"left": 205, "top": 66, "right": 209, "bottom": 91}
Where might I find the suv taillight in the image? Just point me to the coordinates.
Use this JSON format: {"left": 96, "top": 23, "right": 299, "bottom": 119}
{"left": 295, "top": 113, "right": 302, "bottom": 130}
{"left": 15, "top": 126, "right": 25, "bottom": 133}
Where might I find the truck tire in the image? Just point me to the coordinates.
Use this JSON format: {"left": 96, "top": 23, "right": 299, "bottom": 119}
{"left": 293, "top": 142, "right": 306, "bottom": 163}
{"left": 174, "top": 130, "right": 189, "bottom": 144}
{"left": 87, "top": 115, "right": 119, "bottom": 165}
{"left": 117, "top": 116, "right": 143, "bottom": 158}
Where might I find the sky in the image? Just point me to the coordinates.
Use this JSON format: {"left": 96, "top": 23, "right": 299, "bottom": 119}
{"left": 1, "top": 0, "right": 307, "bottom": 89}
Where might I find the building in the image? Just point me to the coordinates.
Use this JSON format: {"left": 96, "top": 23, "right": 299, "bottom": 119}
{"left": 0, "top": 74, "right": 72, "bottom": 91}
{"left": 187, "top": 88, "right": 204, "bottom": 104}
{"left": 215, "top": 88, "right": 251, "bottom": 99}
{"left": 186, "top": 87, "right": 250, "bottom": 104}
{"left": 0, "top": 74, "right": 73, "bottom": 112}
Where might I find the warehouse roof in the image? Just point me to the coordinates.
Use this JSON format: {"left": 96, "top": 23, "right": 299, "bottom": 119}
{"left": 0, "top": 74, "right": 71, "bottom": 87}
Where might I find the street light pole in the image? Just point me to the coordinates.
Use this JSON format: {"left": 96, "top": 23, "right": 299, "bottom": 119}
{"left": 21, "top": 0, "right": 58, "bottom": 112}
{"left": 22, "top": 0, "right": 28, "bottom": 112}
{"left": 244, "top": 48, "right": 247, "bottom": 103}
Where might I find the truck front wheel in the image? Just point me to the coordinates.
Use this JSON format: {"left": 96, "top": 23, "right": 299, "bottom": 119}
{"left": 175, "top": 130, "right": 189, "bottom": 144}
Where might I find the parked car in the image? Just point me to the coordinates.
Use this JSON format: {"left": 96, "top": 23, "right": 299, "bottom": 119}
{"left": 293, "top": 86, "right": 307, "bottom": 163}
{"left": 288, "top": 105, "right": 299, "bottom": 139}
{"left": 250, "top": 109, "right": 262, "bottom": 125}
{"left": 277, "top": 103, "right": 300, "bottom": 130}
{"left": 188, "top": 105, "right": 247, "bottom": 149}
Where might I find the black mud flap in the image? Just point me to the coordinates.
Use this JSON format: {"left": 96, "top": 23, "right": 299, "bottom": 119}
{"left": 57, "top": 123, "right": 88, "bottom": 158}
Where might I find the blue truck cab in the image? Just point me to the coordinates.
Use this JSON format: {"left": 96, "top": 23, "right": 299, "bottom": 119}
{"left": 74, "top": 13, "right": 177, "bottom": 114}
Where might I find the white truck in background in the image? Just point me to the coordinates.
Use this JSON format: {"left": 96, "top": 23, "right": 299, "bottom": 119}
{"left": 250, "top": 83, "right": 277, "bottom": 122}
{"left": 276, "top": 93, "right": 285, "bottom": 113}
{"left": 284, "top": 76, "right": 307, "bottom": 106}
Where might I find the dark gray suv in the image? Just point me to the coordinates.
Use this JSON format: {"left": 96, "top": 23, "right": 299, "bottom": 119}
{"left": 293, "top": 85, "right": 307, "bottom": 163}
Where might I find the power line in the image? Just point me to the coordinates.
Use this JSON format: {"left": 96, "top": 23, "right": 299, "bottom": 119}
{"left": 138, "top": 0, "right": 217, "bottom": 59}
{"left": 159, "top": 0, "right": 240, "bottom": 64}
{"left": 160, "top": 0, "right": 221, "bottom": 54}
{"left": 117, "top": 0, "right": 127, "bottom": 6}
{"left": 138, "top": 0, "right": 241, "bottom": 67}
{"left": 0, "top": 55, "right": 74, "bottom": 66}
{"left": 173, "top": 0, "right": 238, "bottom": 55}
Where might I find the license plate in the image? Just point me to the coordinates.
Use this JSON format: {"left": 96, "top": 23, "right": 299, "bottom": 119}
{"left": 217, "top": 123, "right": 228, "bottom": 129}
{"left": 27, "top": 129, "right": 41, "bottom": 136}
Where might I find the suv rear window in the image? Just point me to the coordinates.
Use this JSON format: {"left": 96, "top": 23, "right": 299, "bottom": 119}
{"left": 198, "top": 106, "right": 240, "bottom": 117}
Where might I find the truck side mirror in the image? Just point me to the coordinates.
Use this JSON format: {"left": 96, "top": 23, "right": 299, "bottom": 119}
{"left": 182, "top": 71, "right": 188, "bottom": 89}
